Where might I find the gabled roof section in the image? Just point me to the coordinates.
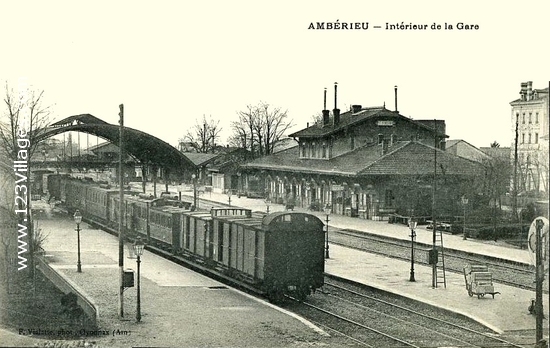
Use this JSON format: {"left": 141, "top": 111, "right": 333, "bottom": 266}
{"left": 359, "top": 141, "right": 481, "bottom": 176}
{"left": 242, "top": 141, "right": 481, "bottom": 177}
{"left": 289, "top": 106, "right": 447, "bottom": 138}
{"left": 182, "top": 152, "right": 219, "bottom": 167}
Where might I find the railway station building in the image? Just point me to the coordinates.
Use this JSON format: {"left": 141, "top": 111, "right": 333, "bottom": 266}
{"left": 240, "top": 88, "right": 483, "bottom": 220}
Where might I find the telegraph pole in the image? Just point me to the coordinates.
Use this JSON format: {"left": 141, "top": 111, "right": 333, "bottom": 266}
{"left": 118, "top": 104, "right": 124, "bottom": 318}
{"left": 513, "top": 111, "right": 519, "bottom": 222}
{"left": 535, "top": 218, "right": 544, "bottom": 343}
{"left": 432, "top": 119, "right": 437, "bottom": 288}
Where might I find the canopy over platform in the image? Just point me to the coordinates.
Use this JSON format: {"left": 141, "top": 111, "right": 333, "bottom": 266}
{"left": 38, "top": 114, "right": 195, "bottom": 174}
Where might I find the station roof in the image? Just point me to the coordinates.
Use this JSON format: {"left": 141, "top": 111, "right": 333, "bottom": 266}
{"left": 289, "top": 107, "right": 448, "bottom": 139}
{"left": 38, "top": 114, "right": 196, "bottom": 173}
{"left": 241, "top": 141, "right": 482, "bottom": 177}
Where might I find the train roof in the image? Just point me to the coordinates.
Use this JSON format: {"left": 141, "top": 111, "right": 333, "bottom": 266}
{"left": 262, "top": 211, "right": 324, "bottom": 227}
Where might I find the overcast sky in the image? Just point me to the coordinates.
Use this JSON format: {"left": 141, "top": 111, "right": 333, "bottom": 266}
{"left": 2, "top": 0, "right": 549, "bottom": 149}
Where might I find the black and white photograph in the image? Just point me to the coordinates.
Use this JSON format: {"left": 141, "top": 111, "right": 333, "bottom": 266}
{"left": 0, "top": 1, "right": 549, "bottom": 347}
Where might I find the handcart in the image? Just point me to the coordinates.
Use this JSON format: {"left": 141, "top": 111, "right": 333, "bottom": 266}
{"left": 463, "top": 264, "right": 500, "bottom": 299}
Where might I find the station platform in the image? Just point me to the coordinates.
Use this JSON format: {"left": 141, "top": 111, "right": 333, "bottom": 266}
{"left": 180, "top": 190, "right": 549, "bottom": 335}
{"left": 25, "top": 214, "right": 331, "bottom": 348}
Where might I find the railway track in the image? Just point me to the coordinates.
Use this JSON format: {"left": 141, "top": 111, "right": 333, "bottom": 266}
{"left": 331, "top": 228, "right": 545, "bottom": 292}
{"left": 284, "top": 275, "right": 528, "bottom": 348}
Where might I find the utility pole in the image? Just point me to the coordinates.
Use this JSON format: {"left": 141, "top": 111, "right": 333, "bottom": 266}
{"left": 535, "top": 218, "right": 544, "bottom": 343}
{"left": 432, "top": 119, "right": 437, "bottom": 288}
{"left": 118, "top": 104, "right": 124, "bottom": 318}
{"left": 513, "top": 111, "right": 519, "bottom": 222}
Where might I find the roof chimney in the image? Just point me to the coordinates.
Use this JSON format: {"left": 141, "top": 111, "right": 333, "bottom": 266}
{"left": 322, "top": 88, "right": 330, "bottom": 126}
{"left": 333, "top": 82, "right": 340, "bottom": 125}
{"left": 527, "top": 81, "right": 533, "bottom": 100}
{"left": 322, "top": 110, "right": 330, "bottom": 126}
{"left": 351, "top": 105, "right": 362, "bottom": 113}
{"left": 520, "top": 82, "right": 528, "bottom": 101}
{"left": 394, "top": 85, "right": 398, "bottom": 113}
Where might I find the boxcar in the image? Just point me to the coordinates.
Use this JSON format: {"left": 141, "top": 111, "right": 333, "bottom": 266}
{"left": 201, "top": 210, "right": 324, "bottom": 300}
{"left": 262, "top": 212, "right": 325, "bottom": 300}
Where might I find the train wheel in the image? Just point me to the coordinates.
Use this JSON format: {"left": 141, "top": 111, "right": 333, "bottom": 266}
{"left": 295, "top": 286, "right": 309, "bottom": 302}
{"left": 268, "top": 290, "right": 284, "bottom": 304}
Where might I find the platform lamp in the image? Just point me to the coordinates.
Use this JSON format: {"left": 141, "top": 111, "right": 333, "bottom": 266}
{"left": 324, "top": 204, "right": 332, "bottom": 259}
{"left": 73, "top": 210, "right": 83, "bottom": 273}
{"left": 408, "top": 219, "right": 417, "bottom": 282}
{"left": 133, "top": 237, "right": 145, "bottom": 323}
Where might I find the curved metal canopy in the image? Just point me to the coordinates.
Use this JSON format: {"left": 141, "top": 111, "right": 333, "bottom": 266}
{"left": 36, "top": 114, "right": 195, "bottom": 173}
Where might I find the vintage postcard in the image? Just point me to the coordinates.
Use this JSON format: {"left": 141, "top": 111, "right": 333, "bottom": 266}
{"left": 0, "top": 1, "right": 549, "bottom": 347}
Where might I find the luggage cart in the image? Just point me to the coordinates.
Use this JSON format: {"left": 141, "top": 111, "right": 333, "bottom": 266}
{"left": 463, "top": 264, "right": 500, "bottom": 299}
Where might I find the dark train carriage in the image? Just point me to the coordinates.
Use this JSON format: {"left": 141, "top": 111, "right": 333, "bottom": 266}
{"left": 46, "top": 173, "right": 60, "bottom": 200}
{"left": 147, "top": 203, "right": 187, "bottom": 252}
{"left": 85, "top": 184, "right": 118, "bottom": 222}
{"left": 64, "top": 178, "right": 89, "bottom": 214}
{"left": 124, "top": 194, "right": 152, "bottom": 240}
{"left": 262, "top": 212, "right": 325, "bottom": 300}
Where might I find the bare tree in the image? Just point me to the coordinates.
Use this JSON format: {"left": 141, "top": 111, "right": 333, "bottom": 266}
{"left": 0, "top": 82, "right": 51, "bottom": 276}
{"left": 0, "top": 82, "right": 51, "bottom": 161}
{"left": 180, "top": 115, "right": 221, "bottom": 153}
{"left": 229, "top": 102, "right": 293, "bottom": 157}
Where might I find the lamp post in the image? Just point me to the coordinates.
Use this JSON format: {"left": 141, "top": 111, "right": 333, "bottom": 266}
{"left": 133, "top": 237, "right": 145, "bottom": 323}
{"left": 73, "top": 210, "right": 82, "bottom": 273}
{"left": 408, "top": 219, "right": 417, "bottom": 282}
{"left": 324, "top": 204, "right": 331, "bottom": 259}
{"left": 461, "top": 196, "right": 468, "bottom": 240}
{"left": 192, "top": 174, "right": 198, "bottom": 209}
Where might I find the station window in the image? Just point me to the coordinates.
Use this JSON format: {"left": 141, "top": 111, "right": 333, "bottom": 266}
{"left": 522, "top": 133, "right": 525, "bottom": 144}
{"left": 378, "top": 134, "right": 384, "bottom": 144}
{"left": 528, "top": 133, "right": 532, "bottom": 144}
{"left": 529, "top": 113, "right": 532, "bottom": 124}
{"left": 535, "top": 133, "right": 539, "bottom": 144}
{"left": 536, "top": 112, "right": 539, "bottom": 124}
{"left": 301, "top": 143, "right": 306, "bottom": 157}
{"left": 311, "top": 143, "right": 316, "bottom": 158}
{"left": 322, "top": 143, "right": 327, "bottom": 158}
{"left": 522, "top": 113, "right": 525, "bottom": 124}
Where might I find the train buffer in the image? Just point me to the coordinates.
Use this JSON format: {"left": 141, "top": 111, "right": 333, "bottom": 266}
{"left": 463, "top": 264, "right": 500, "bottom": 299}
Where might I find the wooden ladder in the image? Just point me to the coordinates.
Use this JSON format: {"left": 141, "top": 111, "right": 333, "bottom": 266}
{"left": 435, "top": 228, "right": 447, "bottom": 288}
